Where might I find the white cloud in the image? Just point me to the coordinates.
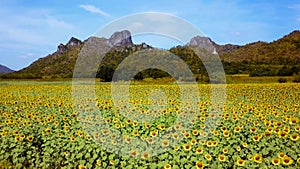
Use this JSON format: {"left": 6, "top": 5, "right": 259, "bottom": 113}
{"left": 79, "top": 4, "right": 110, "bottom": 17}
{"left": 18, "top": 53, "right": 35, "bottom": 59}
{"left": 45, "top": 17, "right": 74, "bottom": 29}
{"left": 288, "top": 4, "right": 300, "bottom": 9}
{"left": 230, "top": 31, "right": 241, "bottom": 37}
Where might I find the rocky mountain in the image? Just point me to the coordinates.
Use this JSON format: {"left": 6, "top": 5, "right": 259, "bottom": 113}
{"left": 0, "top": 65, "right": 14, "bottom": 74}
{"left": 1, "top": 30, "right": 150, "bottom": 79}
{"left": 1, "top": 29, "right": 299, "bottom": 79}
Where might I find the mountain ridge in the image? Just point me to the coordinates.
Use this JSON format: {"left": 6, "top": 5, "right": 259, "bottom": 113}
{"left": 0, "top": 65, "right": 14, "bottom": 74}
{"left": 1, "top": 30, "right": 300, "bottom": 79}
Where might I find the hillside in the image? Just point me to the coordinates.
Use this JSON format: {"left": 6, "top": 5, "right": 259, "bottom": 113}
{"left": 1, "top": 30, "right": 300, "bottom": 80}
{"left": 0, "top": 64, "right": 14, "bottom": 74}
{"left": 219, "top": 30, "right": 300, "bottom": 64}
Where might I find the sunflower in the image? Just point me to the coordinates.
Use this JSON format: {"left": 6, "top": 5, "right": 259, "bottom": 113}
{"left": 223, "top": 130, "right": 230, "bottom": 137}
{"left": 15, "top": 136, "right": 21, "bottom": 142}
{"left": 266, "top": 127, "right": 273, "bottom": 132}
{"left": 278, "top": 152, "right": 285, "bottom": 159}
{"left": 133, "top": 121, "right": 138, "bottom": 127}
{"left": 115, "top": 124, "right": 120, "bottom": 129}
{"left": 132, "top": 130, "right": 139, "bottom": 137}
{"left": 253, "top": 154, "right": 263, "bottom": 163}
{"left": 289, "top": 117, "right": 299, "bottom": 125}
{"left": 218, "top": 155, "right": 226, "bottom": 162}
{"left": 250, "top": 127, "right": 257, "bottom": 133}
{"left": 20, "top": 133, "right": 25, "bottom": 139}
{"left": 184, "top": 132, "right": 191, "bottom": 138}
{"left": 264, "top": 131, "right": 272, "bottom": 137}
{"left": 279, "top": 131, "right": 288, "bottom": 138}
{"left": 158, "top": 124, "right": 165, "bottom": 130}
{"left": 70, "top": 136, "right": 75, "bottom": 142}
{"left": 27, "top": 135, "right": 34, "bottom": 142}
{"left": 172, "top": 133, "right": 179, "bottom": 139}
{"left": 161, "top": 140, "right": 169, "bottom": 147}
{"left": 295, "top": 126, "right": 300, "bottom": 132}
{"left": 45, "top": 128, "right": 51, "bottom": 134}
{"left": 192, "top": 129, "right": 199, "bottom": 136}
{"left": 164, "top": 164, "right": 171, "bottom": 169}
{"left": 274, "top": 128, "right": 280, "bottom": 134}
{"left": 212, "top": 141, "right": 218, "bottom": 147}
{"left": 13, "top": 130, "right": 19, "bottom": 135}
{"left": 96, "top": 159, "right": 101, "bottom": 166}
{"left": 64, "top": 127, "right": 70, "bottom": 132}
{"left": 271, "top": 158, "right": 280, "bottom": 165}
{"left": 174, "top": 145, "right": 180, "bottom": 151}
{"left": 183, "top": 144, "right": 191, "bottom": 151}
{"left": 223, "top": 148, "right": 229, "bottom": 154}
{"left": 242, "top": 142, "right": 248, "bottom": 148}
{"left": 205, "top": 154, "right": 212, "bottom": 161}
{"left": 146, "top": 137, "right": 154, "bottom": 144}
{"left": 78, "top": 165, "right": 86, "bottom": 169}
{"left": 195, "top": 162, "right": 205, "bottom": 169}
{"left": 150, "top": 130, "right": 158, "bottom": 137}
{"left": 129, "top": 150, "right": 139, "bottom": 157}
{"left": 290, "top": 133, "right": 299, "bottom": 141}
{"left": 252, "top": 135, "right": 260, "bottom": 142}
{"left": 234, "top": 127, "right": 241, "bottom": 133}
{"left": 191, "top": 139, "right": 197, "bottom": 145}
{"left": 237, "top": 158, "right": 245, "bottom": 166}
{"left": 282, "top": 156, "right": 293, "bottom": 166}
{"left": 144, "top": 123, "right": 151, "bottom": 129}
{"left": 195, "top": 147, "right": 203, "bottom": 154}
{"left": 206, "top": 141, "right": 212, "bottom": 147}
{"left": 213, "top": 130, "right": 219, "bottom": 136}
{"left": 297, "top": 157, "right": 300, "bottom": 164}
{"left": 141, "top": 152, "right": 150, "bottom": 159}
{"left": 236, "top": 146, "right": 241, "bottom": 151}
{"left": 125, "top": 119, "right": 131, "bottom": 124}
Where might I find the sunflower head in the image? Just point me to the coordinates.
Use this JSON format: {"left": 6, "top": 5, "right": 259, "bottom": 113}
{"left": 183, "top": 143, "right": 191, "bottom": 151}
{"left": 271, "top": 158, "right": 280, "bottom": 165}
{"left": 164, "top": 164, "right": 171, "bottom": 169}
{"left": 218, "top": 155, "right": 226, "bottom": 162}
{"left": 27, "top": 135, "right": 34, "bottom": 142}
{"left": 195, "top": 162, "right": 205, "bottom": 169}
{"left": 237, "top": 158, "right": 245, "bottom": 166}
{"left": 253, "top": 154, "right": 263, "bottom": 163}
{"left": 205, "top": 154, "right": 212, "bottom": 161}
{"left": 282, "top": 156, "right": 293, "bottom": 166}
{"left": 196, "top": 147, "right": 203, "bottom": 154}
{"left": 290, "top": 133, "right": 299, "bottom": 141}
{"left": 129, "top": 150, "right": 139, "bottom": 157}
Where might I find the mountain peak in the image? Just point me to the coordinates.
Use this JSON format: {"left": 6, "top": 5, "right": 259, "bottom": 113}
{"left": 108, "top": 30, "right": 133, "bottom": 47}
{"left": 188, "top": 36, "right": 217, "bottom": 54}
{"left": 66, "top": 37, "right": 82, "bottom": 47}
{"left": 56, "top": 37, "right": 83, "bottom": 54}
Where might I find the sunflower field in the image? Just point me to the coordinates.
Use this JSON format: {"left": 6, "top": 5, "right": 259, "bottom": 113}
{"left": 0, "top": 81, "right": 299, "bottom": 169}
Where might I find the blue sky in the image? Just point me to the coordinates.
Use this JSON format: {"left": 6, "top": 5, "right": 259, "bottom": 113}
{"left": 0, "top": 0, "right": 299, "bottom": 70}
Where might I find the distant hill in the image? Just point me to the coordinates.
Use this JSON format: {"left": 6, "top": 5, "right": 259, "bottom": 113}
{"left": 218, "top": 30, "right": 300, "bottom": 64}
{"left": 1, "top": 30, "right": 300, "bottom": 80}
{"left": 0, "top": 64, "right": 14, "bottom": 74}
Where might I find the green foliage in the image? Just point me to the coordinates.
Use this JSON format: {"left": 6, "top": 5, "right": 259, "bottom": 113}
{"left": 278, "top": 78, "right": 287, "bottom": 83}
{"left": 293, "top": 73, "right": 300, "bottom": 83}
